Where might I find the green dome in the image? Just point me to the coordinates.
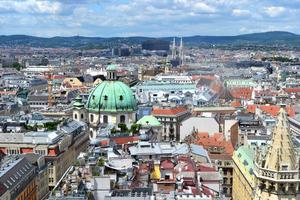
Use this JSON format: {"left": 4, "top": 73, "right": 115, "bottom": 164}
{"left": 137, "top": 115, "right": 161, "bottom": 127}
{"left": 86, "top": 81, "right": 137, "bottom": 112}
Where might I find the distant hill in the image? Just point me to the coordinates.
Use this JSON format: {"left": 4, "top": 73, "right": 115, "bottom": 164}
{"left": 0, "top": 31, "right": 300, "bottom": 48}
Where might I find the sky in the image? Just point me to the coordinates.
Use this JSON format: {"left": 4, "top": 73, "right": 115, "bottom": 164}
{"left": 0, "top": 0, "right": 299, "bottom": 37}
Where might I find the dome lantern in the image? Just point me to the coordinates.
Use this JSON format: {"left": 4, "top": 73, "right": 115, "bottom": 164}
{"left": 106, "top": 64, "right": 117, "bottom": 80}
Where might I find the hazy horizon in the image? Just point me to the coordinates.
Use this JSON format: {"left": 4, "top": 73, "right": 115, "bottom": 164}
{"left": 0, "top": 30, "right": 298, "bottom": 38}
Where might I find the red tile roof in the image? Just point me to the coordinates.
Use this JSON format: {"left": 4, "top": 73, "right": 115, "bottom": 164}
{"left": 99, "top": 139, "right": 109, "bottom": 147}
{"left": 229, "top": 87, "right": 253, "bottom": 100}
{"left": 247, "top": 105, "right": 256, "bottom": 113}
{"left": 161, "top": 160, "right": 175, "bottom": 170}
{"left": 283, "top": 88, "right": 300, "bottom": 93}
{"left": 247, "top": 104, "right": 295, "bottom": 117}
{"left": 195, "top": 133, "right": 234, "bottom": 156}
{"left": 110, "top": 136, "right": 139, "bottom": 145}
{"left": 152, "top": 106, "right": 188, "bottom": 116}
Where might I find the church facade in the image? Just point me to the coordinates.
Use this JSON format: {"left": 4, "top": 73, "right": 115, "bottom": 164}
{"left": 73, "top": 64, "right": 137, "bottom": 139}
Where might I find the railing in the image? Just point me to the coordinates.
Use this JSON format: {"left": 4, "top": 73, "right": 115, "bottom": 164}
{"left": 254, "top": 163, "right": 300, "bottom": 181}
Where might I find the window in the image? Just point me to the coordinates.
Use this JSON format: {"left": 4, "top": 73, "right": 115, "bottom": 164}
{"left": 49, "top": 178, "right": 54, "bottom": 183}
{"left": 90, "top": 114, "right": 94, "bottom": 122}
{"left": 74, "top": 113, "right": 78, "bottom": 119}
{"left": 104, "top": 95, "right": 108, "bottom": 100}
{"left": 120, "top": 115, "right": 125, "bottom": 123}
{"left": 282, "top": 165, "right": 288, "bottom": 171}
{"left": 103, "top": 115, "right": 108, "bottom": 124}
{"left": 120, "top": 95, "right": 123, "bottom": 101}
{"left": 81, "top": 113, "right": 84, "bottom": 119}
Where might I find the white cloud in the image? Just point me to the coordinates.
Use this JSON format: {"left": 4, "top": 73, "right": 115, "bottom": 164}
{"left": 193, "top": 2, "right": 217, "bottom": 13}
{"left": 264, "top": 6, "right": 286, "bottom": 17}
{"left": 232, "top": 9, "right": 251, "bottom": 17}
{"left": 0, "top": 0, "right": 62, "bottom": 14}
{"left": 0, "top": 0, "right": 299, "bottom": 37}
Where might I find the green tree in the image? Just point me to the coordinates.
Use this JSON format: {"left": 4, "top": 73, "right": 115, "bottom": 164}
{"left": 11, "top": 62, "right": 23, "bottom": 71}
{"left": 130, "top": 123, "right": 141, "bottom": 134}
{"left": 44, "top": 121, "right": 61, "bottom": 131}
{"left": 118, "top": 123, "right": 128, "bottom": 132}
{"left": 97, "top": 157, "right": 105, "bottom": 167}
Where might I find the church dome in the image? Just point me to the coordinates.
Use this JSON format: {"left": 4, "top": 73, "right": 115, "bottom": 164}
{"left": 86, "top": 80, "right": 137, "bottom": 113}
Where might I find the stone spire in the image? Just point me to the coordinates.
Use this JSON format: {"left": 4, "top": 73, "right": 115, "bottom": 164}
{"left": 254, "top": 107, "right": 300, "bottom": 200}
{"left": 263, "top": 108, "right": 297, "bottom": 171}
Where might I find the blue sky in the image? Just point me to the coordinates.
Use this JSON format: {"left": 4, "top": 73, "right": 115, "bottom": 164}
{"left": 0, "top": 0, "right": 299, "bottom": 37}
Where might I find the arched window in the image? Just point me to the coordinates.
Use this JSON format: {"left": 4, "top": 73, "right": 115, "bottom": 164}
{"left": 90, "top": 114, "right": 94, "bottom": 122}
{"left": 90, "top": 131, "right": 93, "bottom": 138}
{"left": 120, "top": 115, "right": 125, "bottom": 123}
{"left": 120, "top": 95, "right": 123, "bottom": 101}
{"left": 81, "top": 113, "right": 84, "bottom": 119}
{"left": 103, "top": 115, "right": 108, "bottom": 124}
{"left": 104, "top": 95, "right": 108, "bottom": 100}
{"left": 74, "top": 113, "right": 78, "bottom": 119}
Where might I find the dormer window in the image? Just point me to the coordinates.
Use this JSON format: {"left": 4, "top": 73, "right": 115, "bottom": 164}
{"left": 92, "top": 95, "right": 95, "bottom": 100}
{"left": 120, "top": 95, "right": 123, "bottom": 101}
{"left": 104, "top": 95, "right": 108, "bottom": 100}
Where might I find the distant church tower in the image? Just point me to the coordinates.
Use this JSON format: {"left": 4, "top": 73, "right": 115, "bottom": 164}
{"left": 138, "top": 65, "right": 144, "bottom": 81}
{"left": 179, "top": 37, "right": 184, "bottom": 65}
{"left": 171, "top": 37, "right": 176, "bottom": 59}
{"left": 254, "top": 107, "right": 300, "bottom": 199}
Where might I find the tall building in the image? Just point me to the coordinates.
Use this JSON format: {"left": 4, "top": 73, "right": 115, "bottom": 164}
{"left": 233, "top": 108, "right": 300, "bottom": 200}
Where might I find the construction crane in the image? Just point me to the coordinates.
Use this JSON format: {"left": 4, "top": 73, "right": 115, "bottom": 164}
{"left": 47, "top": 65, "right": 54, "bottom": 107}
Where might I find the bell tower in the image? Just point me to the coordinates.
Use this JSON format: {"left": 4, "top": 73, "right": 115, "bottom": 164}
{"left": 73, "top": 96, "right": 86, "bottom": 122}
